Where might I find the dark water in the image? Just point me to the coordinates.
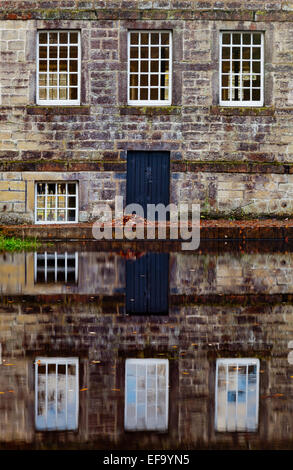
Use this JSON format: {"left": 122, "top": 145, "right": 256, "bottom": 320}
{"left": 1, "top": 240, "right": 293, "bottom": 450}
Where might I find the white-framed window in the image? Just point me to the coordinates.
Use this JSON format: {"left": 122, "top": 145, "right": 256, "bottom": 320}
{"left": 215, "top": 358, "right": 260, "bottom": 432}
{"left": 124, "top": 358, "right": 169, "bottom": 431}
{"left": 128, "top": 30, "right": 172, "bottom": 106}
{"left": 35, "top": 357, "right": 79, "bottom": 431}
{"left": 37, "top": 30, "right": 81, "bottom": 105}
{"left": 35, "top": 182, "right": 78, "bottom": 224}
{"left": 219, "top": 31, "right": 264, "bottom": 106}
{"left": 34, "top": 252, "right": 78, "bottom": 284}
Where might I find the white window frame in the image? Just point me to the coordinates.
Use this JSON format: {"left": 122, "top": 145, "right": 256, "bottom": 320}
{"left": 34, "top": 252, "right": 78, "bottom": 284}
{"left": 215, "top": 358, "right": 260, "bottom": 432}
{"left": 35, "top": 357, "right": 79, "bottom": 431}
{"left": 127, "top": 30, "right": 172, "bottom": 106}
{"left": 124, "top": 358, "right": 169, "bottom": 431}
{"left": 219, "top": 31, "right": 264, "bottom": 107}
{"left": 36, "top": 30, "right": 81, "bottom": 106}
{"left": 34, "top": 181, "right": 79, "bottom": 224}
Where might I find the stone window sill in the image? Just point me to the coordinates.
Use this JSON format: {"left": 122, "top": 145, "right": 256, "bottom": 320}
{"left": 119, "top": 105, "right": 182, "bottom": 116}
{"left": 26, "top": 105, "right": 91, "bottom": 115}
{"left": 210, "top": 105, "right": 275, "bottom": 116}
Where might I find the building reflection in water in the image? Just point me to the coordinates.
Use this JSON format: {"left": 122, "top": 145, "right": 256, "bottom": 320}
{"left": 35, "top": 357, "right": 79, "bottom": 431}
{"left": 215, "top": 358, "right": 260, "bottom": 432}
{"left": 34, "top": 252, "right": 78, "bottom": 284}
{"left": 124, "top": 359, "right": 169, "bottom": 431}
{"left": 126, "top": 253, "right": 169, "bottom": 314}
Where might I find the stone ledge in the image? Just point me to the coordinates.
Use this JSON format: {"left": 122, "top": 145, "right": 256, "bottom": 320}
{"left": 210, "top": 106, "right": 275, "bottom": 116}
{"left": 2, "top": 9, "right": 293, "bottom": 22}
{"left": 2, "top": 219, "right": 293, "bottom": 241}
{"left": 0, "top": 160, "right": 292, "bottom": 174}
{"left": 26, "top": 105, "right": 91, "bottom": 116}
{"left": 119, "top": 106, "right": 182, "bottom": 116}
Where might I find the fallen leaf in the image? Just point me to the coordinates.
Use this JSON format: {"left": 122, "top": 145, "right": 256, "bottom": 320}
{"left": 80, "top": 388, "right": 88, "bottom": 392}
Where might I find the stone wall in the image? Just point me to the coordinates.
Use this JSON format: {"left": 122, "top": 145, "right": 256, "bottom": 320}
{"left": 2, "top": 2, "right": 293, "bottom": 222}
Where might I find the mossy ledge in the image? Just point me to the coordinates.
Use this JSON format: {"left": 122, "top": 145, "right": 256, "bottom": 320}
{"left": 0, "top": 235, "right": 40, "bottom": 252}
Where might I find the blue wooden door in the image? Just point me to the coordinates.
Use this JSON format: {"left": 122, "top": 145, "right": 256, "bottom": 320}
{"left": 126, "top": 151, "right": 170, "bottom": 218}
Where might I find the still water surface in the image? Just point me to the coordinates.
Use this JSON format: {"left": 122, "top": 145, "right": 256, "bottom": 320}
{"left": 1, "top": 241, "right": 293, "bottom": 450}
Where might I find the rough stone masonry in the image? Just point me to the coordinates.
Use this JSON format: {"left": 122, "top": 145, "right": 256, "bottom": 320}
{"left": 2, "top": 1, "right": 293, "bottom": 223}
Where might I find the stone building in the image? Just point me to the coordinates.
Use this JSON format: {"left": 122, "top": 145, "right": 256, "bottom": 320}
{"left": 1, "top": 0, "right": 293, "bottom": 224}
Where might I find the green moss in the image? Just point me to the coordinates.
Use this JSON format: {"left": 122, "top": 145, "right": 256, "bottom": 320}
{"left": 0, "top": 235, "right": 40, "bottom": 252}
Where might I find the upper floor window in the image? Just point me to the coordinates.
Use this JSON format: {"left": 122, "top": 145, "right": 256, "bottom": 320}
{"left": 215, "top": 358, "right": 260, "bottom": 432}
{"left": 220, "top": 31, "right": 264, "bottom": 107}
{"left": 128, "top": 31, "right": 172, "bottom": 106}
{"left": 37, "top": 30, "right": 81, "bottom": 105}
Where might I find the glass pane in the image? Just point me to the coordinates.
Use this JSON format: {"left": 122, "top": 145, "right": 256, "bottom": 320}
{"left": 49, "top": 60, "right": 57, "bottom": 72}
{"left": 37, "top": 183, "right": 46, "bottom": 195}
{"left": 70, "top": 46, "right": 78, "bottom": 59}
{"left": 68, "top": 210, "right": 76, "bottom": 222}
{"left": 222, "top": 47, "right": 230, "bottom": 59}
{"left": 252, "top": 89, "right": 260, "bottom": 101}
{"left": 140, "top": 61, "right": 149, "bottom": 73}
{"left": 57, "top": 196, "right": 66, "bottom": 208}
{"left": 69, "top": 61, "right": 78, "bottom": 72}
{"left": 37, "top": 210, "right": 45, "bottom": 221}
{"left": 222, "top": 88, "right": 229, "bottom": 101}
{"left": 151, "top": 47, "right": 159, "bottom": 59}
{"left": 49, "top": 46, "right": 58, "bottom": 58}
{"left": 253, "top": 33, "right": 261, "bottom": 45}
{"left": 60, "top": 32, "right": 68, "bottom": 44}
{"left": 39, "top": 60, "right": 47, "bottom": 72}
{"left": 243, "top": 33, "right": 251, "bottom": 45}
{"left": 151, "top": 33, "right": 159, "bottom": 44}
{"left": 57, "top": 210, "right": 66, "bottom": 222}
{"left": 49, "top": 88, "right": 58, "bottom": 100}
{"left": 70, "top": 32, "right": 78, "bottom": 44}
{"left": 39, "top": 32, "right": 47, "bottom": 44}
{"left": 60, "top": 60, "right": 68, "bottom": 72}
{"left": 49, "top": 74, "right": 58, "bottom": 86}
{"left": 222, "top": 33, "right": 231, "bottom": 44}
{"left": 59, "top": 46, "right": 68, "bottom": 59}
{"left": 130, "top": 32, "right": 139, "bottom": 45}
{"left": 69, "top": 88, "right": 78, "bottom": 100}
{"left": 39, "top": 46, "right": 47, "bottom": 59}
{"left": 39, "top": 88, "right": 47, "bottom": 100}
{"left": 130, "top": 88, "right": 138, "bottom": 100}
{"left": 37, "top": 196, "right": 45, "bottom": 208}
{"left": 130, "top": 61, "right": 138, "bottom": 73}
{"left": 47, "top": 183, "right": 56, "bottom": 194}
{"left": 130, "top": 47, "right": 138, "bottom": 59}
{"left": 161, "top": 33, "right": 169, "bottom": 45}
{"left": 141, "top": 33, "right": 149, "bottom": 45}
{"left": 69, "top": 74, "right": 78, "bottom": 86}
{"left": 68, "top": 183, "right": 76, "bottom": 195}
{"left": 59, "top": 88, "right": 68, "bottom": 100}
{"left": 68, "top": 197, "right": 76, "bottom": 209}
{"left": 49, "top": 32, "right": 58, "bottom": 44}
{"left": 232, "top": 33, "right": 241, "bottom": 44}
{"left": 140, "top": 88, "right": 148, "bottom": 100}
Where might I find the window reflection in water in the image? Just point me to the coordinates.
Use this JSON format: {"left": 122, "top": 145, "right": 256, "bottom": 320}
{"left": 34, "top": 252, "right": 78, "bottom": 284}
{"left": 125, "top": 358, "right": 169, "bottom": 431}
{"left": 215, "top": 358, "right": 259, "bottom": 432}
{"left": 35, "top": 357, "right": 79, "bottom": 431}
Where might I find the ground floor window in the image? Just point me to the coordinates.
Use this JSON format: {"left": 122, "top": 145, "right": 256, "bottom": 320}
{"left": 34, "top": 252, "right": 78, "bottom": 284}
{"left": 35, "top": 182, "right": 78, "bottom": 223}
{"left": 215, "top": 358, "right": 260, "bottom": 432}
{"left": 124, "top": 358, "right": 169, "bottom": 431}
{"left": 35, "top": 357, "right": 79, "bottom": 431}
